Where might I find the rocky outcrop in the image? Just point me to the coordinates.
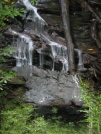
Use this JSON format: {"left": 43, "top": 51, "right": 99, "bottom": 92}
{"left": 2, "top": 0, "right": 101, "bottom": 118}
{"left": 13, "top": 66, "right": 83, "bottom": 107}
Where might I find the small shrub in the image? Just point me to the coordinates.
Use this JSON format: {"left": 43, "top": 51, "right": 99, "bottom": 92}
{"left": 79, "top": 77, "right": 101, "bottom": 134}
{"left": 0, "top": 0, "right": 24, "bottom": 28}
{"left": 0, "top": 99, "right": 88, "bottom": 134}
{"left": 0, "top": 46, "right": 16, "bottom": 90}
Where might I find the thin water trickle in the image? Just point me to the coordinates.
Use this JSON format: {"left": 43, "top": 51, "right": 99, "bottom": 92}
{"left": 72, "top": 74, "right": 80, "bottom": 88}
{"left": 37, "top": 49, "right": 44, "bottom": 67}
{"left": 72, "top": 75, "right": 82, "bottom": 103}
{"left": 74, "top": 49, "right": 84, "bottom": 70}
{"left": 49, "top": 41, "right": 69, "bottom": 71}
{"left": 61, "top": 58, "right": 69, "bottom": 72}
{"left": 39, "top": 53, "right": 44, "bottom": 67}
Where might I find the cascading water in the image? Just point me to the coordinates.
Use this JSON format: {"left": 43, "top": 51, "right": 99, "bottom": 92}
{"left": 72, "top": 74, "right": 82, "bottom": 105}
{"left": 49, "top": 41, "right": 68, "bottom": 71}
{"left": 22, "top": 0, "right": 69, "bottom": 72}
{"left": 23, "top": 0, "right": 47, "bottom": 36}
{"left": 74, "top": 49, "right": 84, "bottom": 70}
{"left": 10, "top": 0, "right": 83, "bottom": 108}
{"left": 12, "top": 0, "right": 83, "bottom": 74}
{"left": 11, "top": 29, "right": 34, "bottom": 67}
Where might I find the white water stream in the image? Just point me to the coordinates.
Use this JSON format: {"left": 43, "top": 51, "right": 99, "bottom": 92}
{"left": 23, "top": 0, "right": 46, "bottom": 36}
{"left": 12, "top": 0, "right": 83, "bottom": 73}
{"left": 10, "top": 0, "right": 83, "bottom": 105}
{"left": 22, "top": 0, "right": 69, "bottom": 72}
{"left": 72, "top": 74, "right": 82, "bottom": 103}
{"left": 11, "top": 29, "right": 34, "bottom": 67}
{"left": 74, "top": 49, "right": 84, "bottom": 70}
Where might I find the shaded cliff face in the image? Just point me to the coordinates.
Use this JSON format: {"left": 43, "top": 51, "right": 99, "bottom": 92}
{"left": 4, "top": 0, "right": 101, "bottom": 54}
{"left": 31, "top": 0, "right": 101, "bottom": 74}
{"left": 3, "top": 0, "right": 101, "bottom": 74}
{"left": 36, "top": 0, "right": 100, "bottom": 54}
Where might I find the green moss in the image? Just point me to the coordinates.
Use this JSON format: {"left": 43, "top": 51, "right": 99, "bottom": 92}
{"left": 8, "top": 76, "right": 25, "bottom": 85}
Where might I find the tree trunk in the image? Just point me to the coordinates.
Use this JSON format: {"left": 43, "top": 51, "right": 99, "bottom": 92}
{"left": 60, "top": 0, "right": 75, "bottom": 74}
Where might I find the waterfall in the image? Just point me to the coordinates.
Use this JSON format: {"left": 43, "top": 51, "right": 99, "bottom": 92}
{"left": 49, "top": 41, "right": 68, "bottom": 71}
{"left": 23, "top": 0, "right": 47, "bottom": 36}
{"left": 11, "top": 29, "right": 34, "bottom": 67}
{"left": 74, "top": 49, "right": 84, "bottom": 70}
{"left": 22, "top": 0, "right": 69, "bottom": 72}
{"left": 11, "top": 0, "right": 83, "bottom": 108}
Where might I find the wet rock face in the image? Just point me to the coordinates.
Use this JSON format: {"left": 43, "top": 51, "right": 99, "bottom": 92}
{"left": 3, "top": 0, "right": 101, "bottom": 74}
{"left": 36, "top": 0, "right": 101, "bottom": 75}
{"left": 36, "top": 0, "right": 99, "bottom": 53}
{"left": 13, "top": 66, "right": 83, "bottom": 107}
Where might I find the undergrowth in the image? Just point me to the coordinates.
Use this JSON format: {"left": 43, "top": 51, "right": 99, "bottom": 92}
{"left": 1, "top": 77, "right": 101, "bottom": 134}
{"left": 79, "top": 77, "right": 101, "bottom": 134}
{"left": 0, "top": 98, "right": 88, "bottom": 134}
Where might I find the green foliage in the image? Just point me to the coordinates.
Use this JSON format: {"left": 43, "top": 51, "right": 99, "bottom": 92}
{"left": 0, "top": 69, "right": 16, "bottom": 90}
{"left": 0, "top": 99, "right": 88, "bottom": 134}
{"left": 0, "top": 46, "right": 16, "bottom": 62}
{"left": 79, "top": 77, "right": 101, "bottom": 134}
{"left": 1, "top": 102, "right": 34, "bottom": 134}
{"left": 0, "top": 0, "right": 24, "bottom": 28}
{"left": 0, "top": 46, "right": 16, "bottom": 90}
{"left": 51, "top": 107, "right": 58, "bottom": 114}
{"left": 31, "top": 0, "right": 38, "bottom": 5}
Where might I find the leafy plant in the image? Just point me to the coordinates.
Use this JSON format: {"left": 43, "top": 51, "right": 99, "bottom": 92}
{"left": 0, "top": 99, "right": 88, "bottom": 134}
{"left": 52, "top": 107, "right": 58, "bottom": 114}
{"left": 79, "top": 77, "right": 101, "bottom": 134}
{"left": 0, "top": 0, "right": 24, "bottom": 28}
{"left": 0, "top": 69, "right": 16, "bottom": 90}
{"left": 1, "top": 102, "right": 34, "bottom": 134}
{"left": 31, "top": 0, "right": 38, "bottom": 5}
{"left": 0, "top": 46, "right": 16, "bottom": 90}
{"left": 0, "top": 46, "right": 16, "bottom": 62}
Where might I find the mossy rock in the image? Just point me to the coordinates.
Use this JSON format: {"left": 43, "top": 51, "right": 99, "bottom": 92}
{"left": 8, "top": 76, "right": 25, "bottom": 85}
